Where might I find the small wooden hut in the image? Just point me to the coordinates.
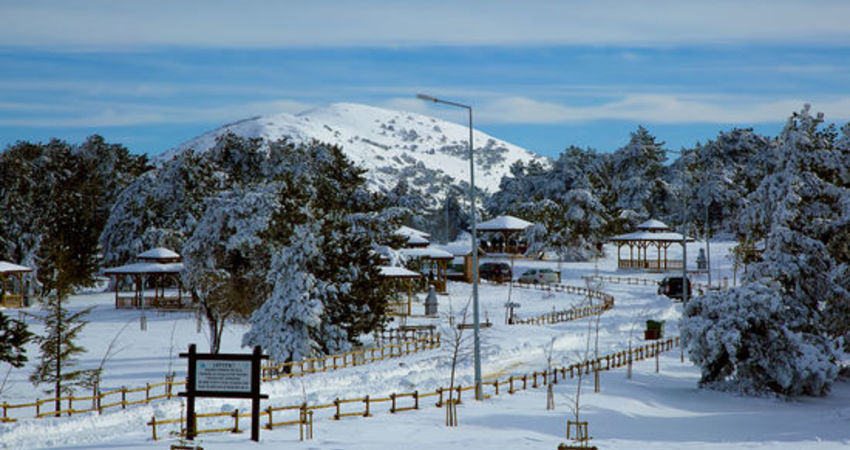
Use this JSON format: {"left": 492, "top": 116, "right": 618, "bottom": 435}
{"left": 607, "top": 220, "right": 694, "bottom": 272}
{"left": 103, "top": 248, "right": 186, "bottom": 309}
{"left": 400, "top": 247, "right": 453, "bottom": 294}
{"left": 477, "top": 215, "right": 533, "bottom": 255}
{"left": 0, "top": 261, "right": 32, "bottom": 308}
{"left": 379, "top": 265, "right": 422, "bottom": 316}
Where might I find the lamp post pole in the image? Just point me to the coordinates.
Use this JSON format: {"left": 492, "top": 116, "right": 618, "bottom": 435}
{"left": 417, "top": 94, "right": 482, "bottom": 400}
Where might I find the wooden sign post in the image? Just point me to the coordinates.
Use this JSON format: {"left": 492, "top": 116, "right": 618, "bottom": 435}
{"left": 179, "top": 344, "right": 269, "bottom": 442}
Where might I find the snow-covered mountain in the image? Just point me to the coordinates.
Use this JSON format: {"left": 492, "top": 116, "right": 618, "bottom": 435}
{"left": 159, "top": 103, "right": 548, "bottom": 198}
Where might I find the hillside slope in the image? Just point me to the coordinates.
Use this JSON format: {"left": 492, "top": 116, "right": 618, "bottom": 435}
{"left": 159, "top": 103, "right": 548, "bottom": 199}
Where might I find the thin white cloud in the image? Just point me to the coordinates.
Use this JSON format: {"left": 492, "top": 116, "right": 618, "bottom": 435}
{"left": 0, "top": 99, "right": 312, "bottom": 127}
{"left": 421, "top": 95, "right": 850, "bottom": 125}
{"left": 2, "top": 1, "right": 850, "bottom": 49}
{"left": 4, "top": 93, "right": 849, "bottom": 129}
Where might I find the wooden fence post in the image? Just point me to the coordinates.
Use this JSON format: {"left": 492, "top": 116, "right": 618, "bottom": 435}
{"left": 265, "top": 406, "right": 273, "bottom": 430}
{"left": 334, "top": 398, "right": 340, "bottom": 420}
{"left": 121, "top": 387, "right": 127, "bottom": 409}
{"left": 232, "top": 408, "right": 240, "bottom": 433}
{"left": 150, "top": 416, "right": 158, "bottom": 440}
{"left": 364, "top": 395, "right": 371, "bottom": 417}
{"left": 390, "top": 393, "right": 397, "bottom": 413}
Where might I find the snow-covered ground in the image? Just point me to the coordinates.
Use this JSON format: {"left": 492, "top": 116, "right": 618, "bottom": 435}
{"left": 1, "top": 241, "right": 848, "bottom": 449}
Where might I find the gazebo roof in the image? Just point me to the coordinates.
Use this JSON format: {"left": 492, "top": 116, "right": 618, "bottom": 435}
{"left": 137, "top": 247, "right": 181, "bottom": 261}
{"left": 396, "top": 226, "right": 431, "bottom": 240}
{"left": 477, "top": 215, "right": 533, "bottom": 232}
{"left": 399, "top": 247, "right": 454, "bottom": 260}
{"left": 431, "top": 241, "right": 486, "bottom": 257}
{"left": 103, "top": 262, "right": 184, "bottom": 275}
{"left": 608, "top": 231, "right": 694, "bottom": 243}
{"left": 379, "top": 266, "right": 422, "bottom": 279}
{"left": 404, "top": 233, "right": 430, "bottom": 247}
{"left": 0, "top": 261, "right": 33, "bottom": 274}
{"left": 636, "top": 219, "right": 670, "bottom": 231}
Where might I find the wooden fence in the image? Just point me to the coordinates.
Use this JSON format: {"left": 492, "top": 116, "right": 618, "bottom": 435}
{"left": 0, "top": 331, "right": 439, "bottom": 423}
{"left": 146, "top": 337, "right": 680, "bottom": 441}
{"left": 504, "top": 280, "right": 615, "bottom": 325}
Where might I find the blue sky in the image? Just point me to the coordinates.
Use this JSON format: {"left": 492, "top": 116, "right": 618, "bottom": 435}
{"left": 1, "top": 1, "right": 849, "bottom": 158}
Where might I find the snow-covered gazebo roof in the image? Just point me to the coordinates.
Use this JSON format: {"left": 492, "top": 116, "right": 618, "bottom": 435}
{"left": 399, "top": 247, "right": 454, "bottom": 261}
{"left": 608, "top": 231, "right": 693, "bottom": 243}
{"left": 103, "top": 262, "right": 185, "bottom": 275}
{"left": 396, "top": 226, "right": 431, "bottom": 240}
{"left": 636, "top": 219, "right": 670, "bottom": 232}
{"left": 379, "top": 266, "right": 422, "bottom": 279}
{"left": 0, "top": 261, "right": 33, "bottom": 274}
{"left": 477, "top": 215, "right": 533, "bottom": 232}
{"left": 137, "top": 247, "right": 181, "bottom": 263}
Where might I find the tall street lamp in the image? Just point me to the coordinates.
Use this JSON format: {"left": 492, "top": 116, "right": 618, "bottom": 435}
{"left": 416, "top": 93, "right": 483, "bottom": 400}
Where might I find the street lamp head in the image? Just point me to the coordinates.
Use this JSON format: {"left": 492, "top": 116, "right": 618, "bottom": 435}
{"left": 416, "top": 93, "right": 438, "bottom": 103}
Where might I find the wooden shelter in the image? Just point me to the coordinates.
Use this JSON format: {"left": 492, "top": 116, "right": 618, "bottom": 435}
{"left": 477, "top": 215, "right": 533, "bottom": 255}
{"left": 400, "top": 247, "right": 453, "bottom": 294}
{"left": 607, "top": 220, "right": 694, "bottom": 272}
{"left": 431, "top": 241, "right": 488, "bottom": 283}
{"left": 0, "top": 261, "right": 32, "bottom": 308}
{"left": 379, "top": 265, "right": 422, "bottom": 316}
{"left": 103, "top": 248, "right": 186, "bottom": 309}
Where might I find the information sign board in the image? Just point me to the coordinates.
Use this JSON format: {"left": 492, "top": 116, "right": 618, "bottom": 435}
{"left": 196, "top": 360, "right": 252, "bottom": 393}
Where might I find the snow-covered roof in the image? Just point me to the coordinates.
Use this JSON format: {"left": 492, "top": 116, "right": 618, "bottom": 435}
{"left": 103, "top": 262, "right": 185, "bottom": 275}
{"left": 137, "top": 247, "right": 181, "bottom": 261}
{"left": 399, "top": 247, "right": 454, "bottom": 260}
{"left": 0, "top": 261, "right": 33, "bottom": 274}
{"left": 477, "top": 215, "right": 533, "bottom": 232}
{"left": 378, "top": 266, "right": 422, "bottom": 278}
{"left": 396, "top": 226, "right": 431, "bottom": 240}
{"left": 608, "top": 231, "right": 694, "bottom": 243}
{"left": 405, "top": 233, "right": 430, "bottom": 246}
{"left": 431, "top": 241, "right": 484, "bottom": 257}
{"left": 636, "top": 219, "right": 670, "bottom": 231}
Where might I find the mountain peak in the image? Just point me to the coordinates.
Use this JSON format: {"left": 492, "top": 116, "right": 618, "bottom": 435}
{"left": 160, "top": 102, "right": 548, "bottom": 199}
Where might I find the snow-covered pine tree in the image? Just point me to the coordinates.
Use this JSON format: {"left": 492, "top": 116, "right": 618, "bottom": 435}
{"left": 242, "top": 222, "right": 325, "bottom": 364}
{"left": 608, "top": 126, "right": 673, "bottom": 223}
{"left": 681, "top": 106, "right": 848, "bottom": 396}
{"left": 181, "top": 185, "right": 283, "bottom": 353}
{"left": 678, "top": 129, "right": 770, "bottom": 235}
{"left": 489, "top": 147, "right": 607, "bottom": 260}
{"left": 0, "top": 137, "right": 148, "bottom": 281}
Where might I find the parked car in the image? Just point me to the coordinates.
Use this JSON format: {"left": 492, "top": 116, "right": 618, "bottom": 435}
{"left": 479, "top": 262, "right": 512, "bottom": 282}
{"left": 518, "top": 268, "right": 560, "bottom": 284}
{"left": 657, "top": 276, "right": 692, "bottom": 300}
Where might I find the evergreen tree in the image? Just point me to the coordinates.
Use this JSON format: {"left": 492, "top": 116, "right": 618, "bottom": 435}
{"left": 0, "top": 311, "right": 33, "bottom": 368}
{"left": 681, "top": 106, "right": 848, "bottom": 396}
{"left": 29, "top": 296, "right": 94, "bottom": 414}
{"left": 609, "top": 126, "right": 673, "bottom": 222}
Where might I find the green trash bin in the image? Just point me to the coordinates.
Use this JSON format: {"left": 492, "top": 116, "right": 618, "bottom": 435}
{"left": 645, "top": 320, "right": 664, "bottom": 340}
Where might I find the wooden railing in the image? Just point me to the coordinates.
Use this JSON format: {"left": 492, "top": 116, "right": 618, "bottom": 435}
{"left": 0, "top": 331, "right": 440, "bottom": 423}
{"left": 147, "top": 337, "right": 681, "bottom": 441}
{"left": 261, "top": 333, "right": 440, "bottom": 382}
{"left": 504, "top": 280, "right": 615, "bottom": 325}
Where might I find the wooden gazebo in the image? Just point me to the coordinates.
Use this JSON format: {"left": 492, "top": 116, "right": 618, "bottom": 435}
{"left": 477, "top": 215, "right": 533, "bottom": 255}
{"left": 608, "top": 220, "right": 693, "bottom": 272}
{"left": 432, "top": 241, "right": 487, "bottom": 283}
{"left": 103, "top": 248, "right": 186, "bottom": 309}
{"left": 400, "top": 247, "right": 453, "bottom": 294}
{"left": 0, "top": 261, "right": 32, "bottom": 308}
{"left": 380, "top": 265, "right": 422, "bottom": 316}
